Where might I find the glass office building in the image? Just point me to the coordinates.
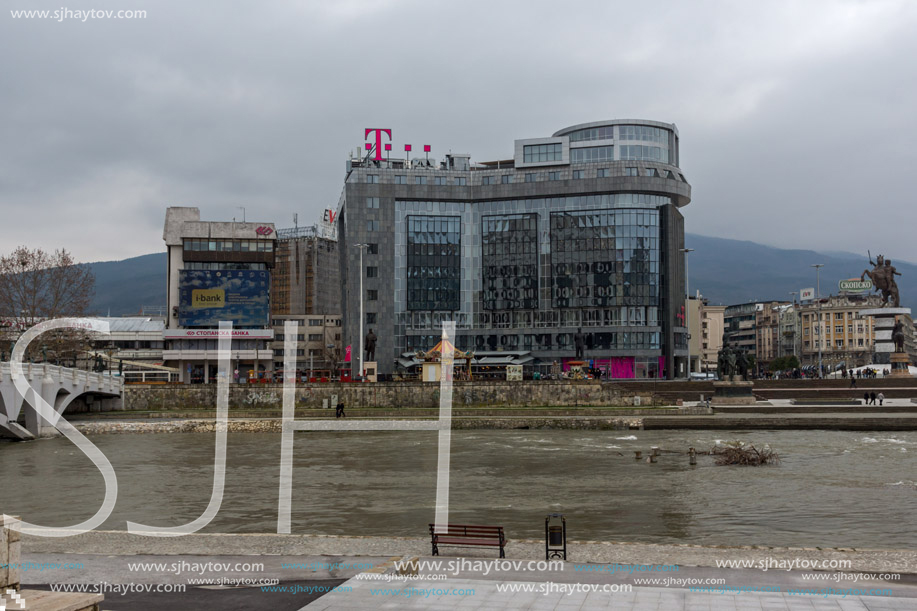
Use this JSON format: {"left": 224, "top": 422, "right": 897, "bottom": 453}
{"left": 338, "top": 120, "right": 692, "bottom": 379}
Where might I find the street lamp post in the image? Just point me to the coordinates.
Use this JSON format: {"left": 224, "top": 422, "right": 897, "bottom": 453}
{"left": 355, "top": 243, "right": 368, "bottom": 381}
{"left": 812, "top": 264, "right": 824, "bottom": 378}
{"left": 681, "top": 248, "right": 694, "bottom": 378}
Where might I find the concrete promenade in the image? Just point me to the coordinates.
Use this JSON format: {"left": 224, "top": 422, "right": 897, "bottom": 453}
{"left": 17, "top": 531, "right": 917, "bottom": 610}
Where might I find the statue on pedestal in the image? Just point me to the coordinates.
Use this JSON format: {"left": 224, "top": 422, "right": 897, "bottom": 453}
{"left": 365, "top": 329, "right": 377, "bottom": 362}
{"left": 735, "top": 350, "right": 748, "bottom": 380}
{"left": 863, "top": 253, "right": 902, "bottom": 308}
{"left": 893, "top": 318, "right": 906, "bottom": 353}
{"left": 574, "top": 328, "right": 586, "bottom": 360}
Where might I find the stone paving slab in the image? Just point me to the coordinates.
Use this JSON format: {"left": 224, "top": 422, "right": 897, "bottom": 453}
{"left": 301, "top": 578, "right": 917, "bottom": 610}
{"left": 22, "top": 531, "right": 917, "bottom": 575}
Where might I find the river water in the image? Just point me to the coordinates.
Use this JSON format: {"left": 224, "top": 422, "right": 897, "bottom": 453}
{"left": 2, "top": 429, "right": 916, "bottom": 548}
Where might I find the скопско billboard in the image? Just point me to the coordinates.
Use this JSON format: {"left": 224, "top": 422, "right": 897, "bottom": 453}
{"left": 178, "top": 270, "right": 270, "bottom": 327}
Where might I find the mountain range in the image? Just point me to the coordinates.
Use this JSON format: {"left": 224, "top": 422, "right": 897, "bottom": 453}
{"left": 86, "top": 235, "right": 914, "bottom": 316}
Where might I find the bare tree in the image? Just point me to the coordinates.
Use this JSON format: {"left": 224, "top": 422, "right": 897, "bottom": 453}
{"left": 0, "top": 246, "right": 95, "bottom": 362}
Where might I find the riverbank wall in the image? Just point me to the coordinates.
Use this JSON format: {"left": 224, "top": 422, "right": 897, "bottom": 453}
{"left": 104, "top": 379, "right": 917, "bottom": 415}
{"left": 117, "top": 381, "right": 647, "bottom": 412}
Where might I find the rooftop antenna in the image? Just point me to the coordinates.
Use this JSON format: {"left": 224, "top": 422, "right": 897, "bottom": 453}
{"left": 238, "top": 206, "right": 246, "bottom": 222}
{"left": 294, "top": 213, "right": 298, "bottom": 230}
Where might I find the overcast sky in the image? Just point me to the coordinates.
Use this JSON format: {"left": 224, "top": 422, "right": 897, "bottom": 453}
{"left": 2, "top": 0, "right": 916, "bottom": 264}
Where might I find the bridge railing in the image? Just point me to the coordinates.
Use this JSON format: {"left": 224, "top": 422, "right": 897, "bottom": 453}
{"left": 0, "top": 362, "right": 123, "bottom": 393}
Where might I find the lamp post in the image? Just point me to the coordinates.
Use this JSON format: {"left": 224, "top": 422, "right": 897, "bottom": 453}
{"left": 681, "top": 248, "right": 694, "bottom": 378}
{"left": 355, "top": 243, "right": 368, "bottom": 381}
{"left": 789, "top": 291, "right": 799, "bottom": 363}
{"left": 812, "top": 264, "right": 824, "bottom": 377}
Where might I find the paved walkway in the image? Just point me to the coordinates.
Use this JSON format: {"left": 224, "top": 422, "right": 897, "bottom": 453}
{"left": 304, "top": 577, "right": 917, "bottom": 610}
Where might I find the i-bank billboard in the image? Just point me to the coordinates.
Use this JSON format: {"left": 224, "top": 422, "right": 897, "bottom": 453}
{"left": 178, "top": 270, "right": 270, "bottom": 327}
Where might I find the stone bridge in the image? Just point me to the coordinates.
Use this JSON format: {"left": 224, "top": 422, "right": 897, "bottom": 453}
{"left": 0, "top": 362, "right": 122, "bottom": 440}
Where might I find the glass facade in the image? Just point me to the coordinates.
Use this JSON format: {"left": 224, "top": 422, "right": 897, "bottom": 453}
{"left": 393, "top": 194, "right": 672, "bottom": 357}
{"left": 550, "top": 209, "right": 659, "bottom": 309}
{"left": 482, "top": 214, "right": 538, "bottom": 311}
{"left": 619, "top": 144, "right": 669, "bottom": 163}
{"left": 570, "top": 146, "right": 614, "bottom": 163}
{"left": 568, "top": 126, "right": 614, "bottom": 141}
{"left": 406, "top": 215, "right": 461, "bottom": 311}
{"left": 618, "top": 125, "right": 669, "bottom": 143}
{"left": 523, "top": 143, "right": 563, "bottom": 163}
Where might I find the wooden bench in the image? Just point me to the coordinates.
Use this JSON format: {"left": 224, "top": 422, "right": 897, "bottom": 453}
{"left": 429, "top": 524, "right": 506, "bottom": 558}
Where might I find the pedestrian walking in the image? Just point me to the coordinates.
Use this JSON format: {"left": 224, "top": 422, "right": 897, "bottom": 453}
{"left": 850, "top": 376, "right": 857, "bottom": 388}
{"left": 878, "top": 392, "right": 885, "bottom": 406}
{"left": 335, "top": 401, "right": 346, "bottom": 418}
{"left": 870, "top": 391, "right": 877, "bottom": 405}
{"left": 864, "top": 392, "right": 869, "bottom": 405}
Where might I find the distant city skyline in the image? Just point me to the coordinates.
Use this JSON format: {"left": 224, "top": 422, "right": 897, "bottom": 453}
{"left": 3, "top": 0, "right": 917, "bottom": 263}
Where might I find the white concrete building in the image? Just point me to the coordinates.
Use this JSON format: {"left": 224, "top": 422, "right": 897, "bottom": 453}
{"left": 163, "top": 207, "right": 276, "bottom": 383}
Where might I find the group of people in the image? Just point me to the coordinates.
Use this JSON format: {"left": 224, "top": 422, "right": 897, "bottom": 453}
{"left": 847, "top": 368, "right": 886, "bottom": 387}
{"left": 863, "top": 391, "right": 885, "bottom": 406}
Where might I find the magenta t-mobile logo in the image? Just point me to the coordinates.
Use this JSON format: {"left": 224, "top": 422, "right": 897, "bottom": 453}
{"left": 365, "top": 128, "right": 392, "bottom": 161}
{"left": 364, "top": 128, "right": 431, "bottom": 161}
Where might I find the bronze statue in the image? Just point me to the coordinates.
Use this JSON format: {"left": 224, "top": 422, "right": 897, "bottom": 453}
{"left": 574, "top": 328, "right": 586, "bottom": 360}
{"left": 735, "top": 350, "right": 748, "bottom": 380}
{"left": 365, "top": 329, "right": 377, "bottom": 361}
{"left": 893, "top": 318, "right": 906, "bottom": 353}
{"left": 863, "top": 253, "right": 902, "bottom": 307}
{"left": 726, "top": 346, "right": 737, "bottom": 377}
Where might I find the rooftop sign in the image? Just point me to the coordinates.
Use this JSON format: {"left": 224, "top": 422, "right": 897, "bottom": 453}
{"left": 839, "top": 278, "right": 873, "bottom": 292}
{"left": 364, "top": 128, "right": 430, "bottom": 161}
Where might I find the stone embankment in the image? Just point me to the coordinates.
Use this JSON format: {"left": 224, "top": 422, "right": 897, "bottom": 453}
{"left": 71, "top": 416, "right": 645, "bottom": 435}
{"left": 117, "top": 380, "right": 653, "bottom": 412}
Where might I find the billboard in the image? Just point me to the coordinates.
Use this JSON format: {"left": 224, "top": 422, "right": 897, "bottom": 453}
{"left": 800, "top": 287, "right": 815, "bottom": 301}
{"left": 178, "top": 270, "right": 270, "bottom": 327}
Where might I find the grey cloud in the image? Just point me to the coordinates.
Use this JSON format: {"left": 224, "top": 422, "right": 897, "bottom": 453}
{"left": 1, "top": 0, "right": 916, "bottom": 262}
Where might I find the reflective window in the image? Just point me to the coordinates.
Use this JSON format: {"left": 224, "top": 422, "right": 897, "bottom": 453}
{"left": 366, "top": 197, "right": 380, "bottom": 209}
{"left": 547, "top": 171, "right": 561, "bottom": 181}
{"left": 618, "top": 125, "right": 670, "bottom": 143}
{"left": 550, "top": 209, "right": 660, "bottom": 309}
{"left": 366, "top": 220, "right": 379, "bottom": 231}
{"left": 525, "top": 173, "right": 537, "bottom": 182}
{"left": 568, "top": 126, "right": 614, "bottom": 142}
{"left": 407, "top": 215, "right": 461, "bottom": 311}
{"left": 435, "top": 176, "right": 447, "bottom": 185}
{"left": 482, "top": 176, "right": 494, "bottom": 185}
{"left": 523, "top": 143, "right": 563, "bottom": 163}
{"left": 625, "top": 167, "right": 638, "bottom": 176}
{"left": 501, "top": 174, "right": 513, "bottom": 184}
{"left": 366, "top": 174, "right": 379, "bottom": 184}
{"left": 394, "top": 175, "right": 407, "bottom": 184}
{"left": 619, "top": 145, "right": 668, "bottom": 163}
{"left": 454, "top": 177, "right": 467, "bottom": 186}
{"left": 366, "top": 266, "right": 378, "bottom": 278}
{"left": 571, "top": 146, "right": 614, "bottom": 163}
{"left": 596, "top": 168, "right": 609, "bottom": 178}
{"left": 572, "top": 170, "right": 584, "bottom": 179}
{"left": 482, "top": 214, "right": 538, "bottom": 311}
{"left": 646, "top": 168, "right": 659, "bottom": 177}
{"left": 415, "top": 176, "right": 427, "bottom": 185}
